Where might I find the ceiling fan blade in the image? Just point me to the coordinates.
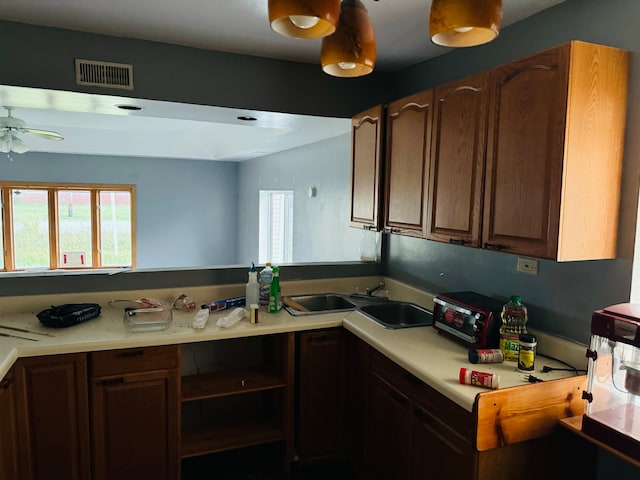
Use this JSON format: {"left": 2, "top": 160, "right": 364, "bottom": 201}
{"left": 22, "top": 128, "right": 64, "bottom": 141}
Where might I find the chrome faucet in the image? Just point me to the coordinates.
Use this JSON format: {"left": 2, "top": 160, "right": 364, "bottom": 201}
{"left": 365, "top": 281, "right": 386, "bottom": 296}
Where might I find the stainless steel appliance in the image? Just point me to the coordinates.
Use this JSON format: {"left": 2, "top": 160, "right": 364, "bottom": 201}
{"left": 433, "top": 291, "right": 504, "bottom": 348}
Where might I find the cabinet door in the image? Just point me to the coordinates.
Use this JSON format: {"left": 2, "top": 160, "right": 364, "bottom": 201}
{"left": 90, "top": 344, "right": 179, "bottom": 480}
{"left": 411, "top": 404, "right": 477, "bottom": 480}
{"left": 427, "top": 72, "right": 489, "bottom": 247}
{"left": 347, "top": 333, "right": 369, "bottom": 478}
{"left": 0, "top": 369, "right": 19, "bottom": 480}
{"left": 483, "top": 46, "right": 569, "bottom": 258}
{"left": 297, "top": 329, "right": 348, "bottom": 463}
{"left": 91, "top": 370, "right": 179, "bottom": 480}
{"left": 367, "top": 373, "right": 412, "bottom": 480}
{"left": 14, "top": 354, "right": 91, "bottom": 480}
{"left": 384, "top": 90, "right": 434, "bottom": 237}
{"left": 351, "top": 105, "right": 384, "bottom": 230}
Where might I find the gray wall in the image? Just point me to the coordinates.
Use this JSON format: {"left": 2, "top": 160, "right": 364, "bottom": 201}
{"left": 381, "top": 0, "right": 640, "bottom": 346}
{"left": 2, "top": 152, "right": 239, "bottom": 268}
{"left": 0, "top": 20, "right": 390, "bottom": 118}
{"left": 237, "top": 134, "right": 362, "bottom": 265}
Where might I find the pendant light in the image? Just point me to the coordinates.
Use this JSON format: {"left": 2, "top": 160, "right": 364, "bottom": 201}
{"left": 429, "top": 0, "right": 502, "bottom": 47}
{"left": 321, "top": 0, "right": 376, "bottom": 78}
{"left": 269, "top": 0, "right": 341, "bottom": 39}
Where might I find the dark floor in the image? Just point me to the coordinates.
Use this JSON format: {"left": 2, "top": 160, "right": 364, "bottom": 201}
{"left": 181, "top": 448, "right": 357, "bottom": 480}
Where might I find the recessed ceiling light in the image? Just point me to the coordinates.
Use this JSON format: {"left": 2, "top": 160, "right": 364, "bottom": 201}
{"left": 116, "top": 104, "right": 144, "bottom": 111}
{"left": 237, "top": 115, "right": 257, "bottom": 121}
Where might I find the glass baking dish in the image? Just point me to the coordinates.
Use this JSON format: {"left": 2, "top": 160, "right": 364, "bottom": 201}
{"left": 123, "top": 307, "right": 173, "bottom": 332}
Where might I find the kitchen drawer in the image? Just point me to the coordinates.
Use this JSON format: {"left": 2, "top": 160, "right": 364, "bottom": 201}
{"left": 90, "top": 345, "right": 179, "bottom": 377}
{"left": 370, "top": 348, "right": 475, "bottom": 443}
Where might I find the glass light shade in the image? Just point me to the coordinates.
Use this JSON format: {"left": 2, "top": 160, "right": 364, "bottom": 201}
{"left": 321, "top": 0, "right": 376, "bottom": 78}
{"left": 0, "top": 133, "right": 29, "bottom": 154}
{"left": 429, "top": 0, "right": 502, "bottom": 47}
{"left": 269, "top": 0, "right": 341, "bottom": 39}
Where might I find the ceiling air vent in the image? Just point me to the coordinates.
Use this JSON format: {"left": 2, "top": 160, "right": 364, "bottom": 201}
{"left": 75, "top": 59, "right": 134, "bottom": 90}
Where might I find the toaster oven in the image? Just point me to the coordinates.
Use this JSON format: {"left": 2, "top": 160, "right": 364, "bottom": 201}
{"left": 433, "top": 291, "right": 504, "bottom": 349}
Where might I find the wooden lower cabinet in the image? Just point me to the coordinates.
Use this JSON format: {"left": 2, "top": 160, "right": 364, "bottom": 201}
{"left": 297, "top": 329, "right": 348, "bottom": 464}
{"left": 0, "top": 368, "right": 19, "bottom": 480}
{"left": 367, "top": 348, "right": 475, "bottom": 480}
{"left": 368, "top": 373, "right": 412, "bottom": 480}
{"left": 347, "top": 333, "right": 370, "bottom": 478}
{"left": 14, "top": 354, "right": 91, "bottom": 480}
{"left": 89, "top": 345, "right": 180, "bottom": 480}
{"left": 411, "top": 403, "right": 476, "bottom": 479}
{"left": 356, "top": 343, "right": 591, "bottom": 480}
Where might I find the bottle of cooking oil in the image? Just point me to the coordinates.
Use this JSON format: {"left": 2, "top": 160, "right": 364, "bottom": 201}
{"left": 499, "top": 295, "right": 528, "bottom": 362}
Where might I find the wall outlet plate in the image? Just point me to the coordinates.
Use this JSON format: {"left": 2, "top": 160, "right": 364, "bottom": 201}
{"left": 517, "top": 257, "right": 539, "bottom": 275}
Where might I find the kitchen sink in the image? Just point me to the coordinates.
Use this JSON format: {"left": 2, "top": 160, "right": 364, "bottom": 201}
{"left": 284, "top": 293, "right": 432, "bottom": 329}
{"left": 359, "top": 302, "right": 433, "bottom": 329}
{"left": 283, "top": 294, "right": 357, "bottom": 315}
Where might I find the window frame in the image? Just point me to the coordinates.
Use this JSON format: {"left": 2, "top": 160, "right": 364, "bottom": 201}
{"left": 0, "top": 181, "right": 136, "bottom": 272}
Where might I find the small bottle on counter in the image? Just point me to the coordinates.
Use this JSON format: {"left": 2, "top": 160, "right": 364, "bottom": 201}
{"left": 259, "top": 263, "right": 274, "bottom": 307}
{"left": 245, "top": 262, "right": 260, "bottom": 307}
{"left": 517, "top": 334, "right": 537, "bottom": 372}
{"left": 459, "top": 368, "right": 500, "bottom": 389}
{"left": 468, "top": 348, "right": 504, "bottom": 364}
{"left": 268, "top": 265, "right": 282, "bottom": 313}
{"left": 499, "top": 295, "right": 528, "bottom": 362}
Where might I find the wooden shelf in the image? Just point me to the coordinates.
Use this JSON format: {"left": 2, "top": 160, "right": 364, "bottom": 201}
{"left": 181, "top": 368, "right": 286, "bottom": 402}
{"left": 180, "top": 421, "right": 286, "bottom": 458}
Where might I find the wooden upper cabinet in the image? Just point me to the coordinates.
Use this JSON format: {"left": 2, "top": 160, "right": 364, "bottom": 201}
{"left": 350, "top": 105, "right": 384, "bottom": 230}
{"left": 427, "top": 72, "right": 489, "bottom": 247}
{"left": 384, "top": 90, "right": 434, "bottom": 237}
{"left": 483, "top": 41, "right": 629, "bottom": 260}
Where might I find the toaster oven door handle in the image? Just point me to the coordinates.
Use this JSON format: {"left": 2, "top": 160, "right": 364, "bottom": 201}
{"left": 433, "top": 297, "right": 473, "bottom": 316}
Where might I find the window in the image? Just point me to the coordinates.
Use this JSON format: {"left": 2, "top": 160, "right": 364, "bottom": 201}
{"left": 0, "top": 182, "right": 135, "bottom": 271}
{"left": 259, "top": 190, "right": 293, "bottom": 264}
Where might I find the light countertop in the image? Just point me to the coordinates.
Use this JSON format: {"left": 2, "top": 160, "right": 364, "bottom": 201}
{"left": 0, "top": 298, "right": 578, "bottom": 413}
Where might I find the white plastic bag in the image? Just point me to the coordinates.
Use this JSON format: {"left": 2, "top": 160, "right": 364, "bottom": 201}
{"left": 216, "top": 307, "right": 247, "bottom": 328}
{"left": 192, "top": 308, "right": 210, "bottom": 329}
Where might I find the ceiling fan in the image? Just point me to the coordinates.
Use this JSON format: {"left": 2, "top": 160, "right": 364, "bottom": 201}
{"left": 0, "top": 106, "right": 64, "bottom": 154}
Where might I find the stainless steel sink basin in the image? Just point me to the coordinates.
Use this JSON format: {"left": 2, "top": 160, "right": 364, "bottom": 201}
{"left": 284, "top": 294, "right": 357, "bottom": 315}
{"left": 359, "top": 302, "right": 433, "bottom": 329}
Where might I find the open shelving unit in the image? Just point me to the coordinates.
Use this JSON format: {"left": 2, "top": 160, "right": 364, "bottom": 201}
{"left": 179, "top": 333, "right": 295, "bottom": 470}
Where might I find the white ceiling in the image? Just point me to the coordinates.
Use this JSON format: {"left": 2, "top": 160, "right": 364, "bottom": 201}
{"left": 0, "top": 0, "right": 566, "bottom": 161}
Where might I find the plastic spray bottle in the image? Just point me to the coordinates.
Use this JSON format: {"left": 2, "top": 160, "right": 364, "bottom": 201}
{"left": 268, "top": 265, "right": 282, "bottom": 313}
{"left": 245, "top": 262, "right": 259, "bottom": 307}
{"left": 259, "top": 262, "right": 273, "bottom": 307}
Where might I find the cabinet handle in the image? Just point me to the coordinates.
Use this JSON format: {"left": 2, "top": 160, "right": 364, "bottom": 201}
{"left": 388, "top": 388, "right": 409, "bottom": 407}
{"left": 308, "top": 334, "right": 328, "bottom": 344}
{"left": 101, "top": 377, "right": 125, "bottom": 386}
{"left": 363, "top": 224, "right": 374, "bottom": 231}
{"left": 116, "top": 349, "right": 144, "bottom": 358}
{"left": 449, "top": 238, "right": 468, "bottom": 245}
{"left": 0, "top": 378, "right": 12, "bottom": 389}
{"left": 414, "top": 408, "right": 433, "bottom": 425}
{"left": 483, "top": 242, "right": 507, "bottom": 251}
